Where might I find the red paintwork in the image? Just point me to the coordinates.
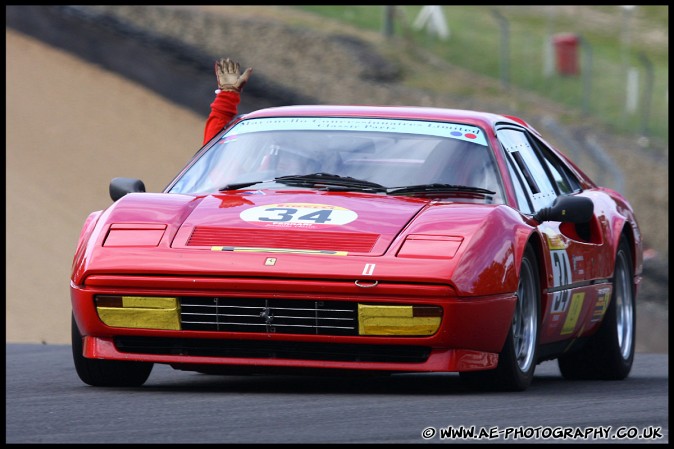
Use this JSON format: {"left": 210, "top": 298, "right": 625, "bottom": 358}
{"left": 71, "top": 105, "right": 643, "bottom": 376}
{"left": 83, "top": 336, "right": 501, "bottom": 372}
{"left": 72, "top": 281, "right": 516, "bottom": 354}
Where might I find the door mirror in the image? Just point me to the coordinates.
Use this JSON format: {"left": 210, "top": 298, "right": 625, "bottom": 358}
{"left": 532, "top": 195, "right": 593, "bottom": 224}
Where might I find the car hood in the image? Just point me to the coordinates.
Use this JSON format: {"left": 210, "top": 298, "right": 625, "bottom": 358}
{"left": 99, "top": 190, "right": 511, "bottom": 258}
{"left": 77, "top": 189, "right": 522, "bottom": 292}
{"left": 168, "top": 190, "right": 428, "bottom": 256}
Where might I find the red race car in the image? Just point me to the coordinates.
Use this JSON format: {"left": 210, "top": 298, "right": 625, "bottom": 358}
{"left": 71, "top": 105, "right": 642, "bottom": 391}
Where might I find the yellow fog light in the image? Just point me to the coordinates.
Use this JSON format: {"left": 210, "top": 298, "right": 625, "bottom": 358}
{"left": 96, "top": 296, "right": 180, "bottom": 330}
{"left": 358, "top": 304, "right": 442, "bottom": 336}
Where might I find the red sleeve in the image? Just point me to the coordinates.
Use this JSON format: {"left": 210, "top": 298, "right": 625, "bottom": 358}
{"left": 203, "top": 90, "right": 241, "bottom": 145}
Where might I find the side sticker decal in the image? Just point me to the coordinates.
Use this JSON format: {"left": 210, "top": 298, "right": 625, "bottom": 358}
{"left": 546, "top": 233, "right": 566, "bottom": 251}
{"left": 550, "top": 249, "right": 573, "bottom": 314}
{"left": 592, "top": 287, "right": 612, "bottom": 322}
{"left": 561, "top": 292, "right": 585, "bottom": 335}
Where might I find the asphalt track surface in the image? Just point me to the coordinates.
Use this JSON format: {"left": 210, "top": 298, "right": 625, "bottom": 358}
{"left": 6, "top": 344, "right": 668, "bottom": 444}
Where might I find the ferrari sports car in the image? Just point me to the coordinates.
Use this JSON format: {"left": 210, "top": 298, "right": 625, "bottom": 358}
{"left": 71, "top": 105, "right": 642, "bottom": 391}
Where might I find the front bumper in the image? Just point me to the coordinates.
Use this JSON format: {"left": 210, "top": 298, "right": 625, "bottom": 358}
{"left": 83, "top": 335, "right": 500, "bottom": 372}
{"left": 72, "top": 275, "right": 516, "bottom": 373}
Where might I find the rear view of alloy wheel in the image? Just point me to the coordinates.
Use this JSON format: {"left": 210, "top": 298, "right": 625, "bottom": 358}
{"left": 558, "top": 234, "right": 635, "bottom": 380}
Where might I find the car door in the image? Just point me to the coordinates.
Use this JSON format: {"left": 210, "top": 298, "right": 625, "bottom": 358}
{"left": 496, "top": 125, "right": 611, "bottom": 345}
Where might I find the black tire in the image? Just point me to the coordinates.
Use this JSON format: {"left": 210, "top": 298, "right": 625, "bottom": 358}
{"left": 71, "top": 313, "right": 153, "bottom": 387}
{"left": 558, "top": 234, "right": 635, "bottom": 380}
{"left": 460, "top": 245, "right": 540, "bottom": 391}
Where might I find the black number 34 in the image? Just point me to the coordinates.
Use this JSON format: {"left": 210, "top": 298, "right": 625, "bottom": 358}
{"left": 257, "top": 207, "right": 333, "bottom": 224}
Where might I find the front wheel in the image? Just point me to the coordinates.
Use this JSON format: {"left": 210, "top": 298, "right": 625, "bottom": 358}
{"left": 460, "top": 245, "right": 540, "bottom": 391}
{"left": 71, "top": 314, "right": 153, "bottom": 387}
{"left": 558, "top": 234, "right": 635, "bottom": 380}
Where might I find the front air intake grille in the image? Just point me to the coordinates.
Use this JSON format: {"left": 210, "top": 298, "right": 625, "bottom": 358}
{"left": 187, "top": 227, "right": 379, "bottom": 253}
{"left": 114, "top": 336, "right": 431, "bottom": 363}
{"left": 180, "top": 297, "right": 357, "bottom": 336}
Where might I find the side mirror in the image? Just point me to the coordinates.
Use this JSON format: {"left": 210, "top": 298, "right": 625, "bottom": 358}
{"left": 532, "top": 195, "right": 593, "bottom": 224}
{"left": 109, "top": 177, "right": 146, "bottom": 202}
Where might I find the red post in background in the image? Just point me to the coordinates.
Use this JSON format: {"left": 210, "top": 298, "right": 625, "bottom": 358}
{"left": 553, "top": 33, "right": 580, "bottom": 76}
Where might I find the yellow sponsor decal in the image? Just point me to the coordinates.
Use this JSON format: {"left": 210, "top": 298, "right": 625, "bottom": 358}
{"left": 592, "top": 288, "right": 612, "bottom": 322}
{"left": 97, "top": 308, "right": 181, "bottom": 330}
{"left": 561, "top": 292, "right": 585, "bottom": 335}
{"left": 546, "top": 233, "right": 567, "bottom": 250}
{"left": 357, "top": 304, "right": 441, "bottom": 336}
{"left": 97, "top": 297, "right": 181, "bottom": 330}
{"left": 122, "top": 296, "right": 177, "bottom": 308}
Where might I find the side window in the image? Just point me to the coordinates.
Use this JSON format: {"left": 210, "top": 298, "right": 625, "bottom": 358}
{"left": 530, "top": 136, "right": 582, "bottom": 194}
{"left": 545, "top": 159, "right": 572, "bottom": 193}
{"left": 497, "top": 128, "right": 557, "bottom": 212}
{"left": 506, "top": 157, "right": 534, "bottom": 214}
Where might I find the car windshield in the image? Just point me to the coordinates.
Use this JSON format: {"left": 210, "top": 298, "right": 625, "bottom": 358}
{"left": 167, "top": 117, "right": 504, "bottom": 203}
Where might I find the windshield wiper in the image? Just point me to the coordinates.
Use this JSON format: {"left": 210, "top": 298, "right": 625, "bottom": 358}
{"left": 274, "top": 173, "right": 387, "bottom": 192}
{"left": 386, "top": 183, "right": 495, "bottom": 196}
{"left": 219, "top": 180, "right": 269, "bottom": 191}
{"left": 219, "top": 173, "right": 387, "bottom": 192}
{"left": 221, "top": 178, "right": 496, "bottom": 197}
